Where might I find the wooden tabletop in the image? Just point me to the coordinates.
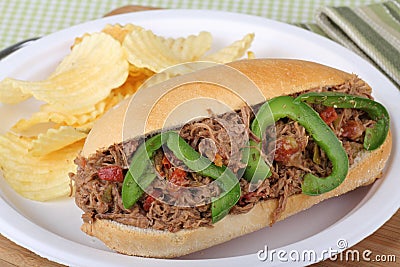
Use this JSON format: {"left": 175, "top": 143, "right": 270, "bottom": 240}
{"left": 0, "top": 4, "right": 399, "bottom": 267}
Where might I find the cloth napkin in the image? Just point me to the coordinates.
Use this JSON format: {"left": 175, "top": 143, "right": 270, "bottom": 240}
{"left": 315, "top": 0, "right": 400, "bottom": 88}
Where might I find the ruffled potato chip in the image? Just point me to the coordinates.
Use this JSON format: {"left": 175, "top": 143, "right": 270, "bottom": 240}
{"left": 101, "top": 23, "right": 136, "bottom": 43}
{"left": 12, "top": 101, "right": 113, "bottom": 133}
{"left": 0, "top": 133, "right": 83, "bottom": 201}
{"left": 73, "top": 24, "right": 136, "bottom": 47}
{"left": 12, "top": 70, "right": 151, "bottom": 134}
{"left": 29, "top": 126, "right": 88, "bottom": 156}
{"left": 247, "top": 51, "right": 256, "bottom": 59}
{"left": 6, "top": 182, "right": 74, "bottom": 202}
{"left": 123, "top": 28, "right": 212, "bottom": 72}
{"left": 202, "top": 33, "right": 255, "bottom": 63}
{"left": 0, "top": 78, "right": 32, "bottom": 104}
{"left": 129, "top": 64, "right": 154, "bottom": 77}
{"left": 71, "top": 33, "right": 90, "bottom": 49}
{"left": 11, "top": 105, "right": 104, "bottom": 134}
{"left": 0, "top": 33, "right": 129, "bottom": 114}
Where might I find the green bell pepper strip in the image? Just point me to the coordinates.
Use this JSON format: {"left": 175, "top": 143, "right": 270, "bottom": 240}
{"left": 250, "top": 96, "right": 349, "bottom": 196}
{"left": 295, "top": 92, "right": 389, "bottom": 150}
{"left": 122, "top": 134, "right": 163, "bottom": 209}
{"left": 165, "top": 132, "right": 240, "bottom": 223}
{"left": 122, "top": 131, "right": 241, "bottom": 223}
{"left": 243, "top": 103, "right": 273, "bottom": 183}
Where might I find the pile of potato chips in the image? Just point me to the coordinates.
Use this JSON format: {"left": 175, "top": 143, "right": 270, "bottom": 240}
{"left": 0, "top": 23, "right": 254, "bottom": 201}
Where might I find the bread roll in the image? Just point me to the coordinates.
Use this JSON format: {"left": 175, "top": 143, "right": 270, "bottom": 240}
{"left": 78, "top": 59, "right": 392, "bottom": 258}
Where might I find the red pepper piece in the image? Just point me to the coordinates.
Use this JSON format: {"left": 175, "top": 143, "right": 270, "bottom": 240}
{"left": 319, "top": 106, "right": 338, "bottom": 124}
{"left": 274, "top": 136, "right": 299, "bottom": 163}
{"left": 143, "top": 195, "right": 155, "bottom": 211}
{"left": 169, "top": 168, "right": 188, "bottom": 186}
{"left": 98, "top": 165, "right": 124, "bottom": 182}
{"left": 142, "top": 190, "right": 162, "bottom": 211}
{"left": 341, "top": 120, "right": 365, "bottom": 140}
{"left": 162, "top": 155, "right": 172, "bottom": 169}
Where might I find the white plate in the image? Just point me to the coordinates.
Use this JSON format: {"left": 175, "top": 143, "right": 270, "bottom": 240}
{"left": 0, "top": 10, "right": 399, "bottom": 267}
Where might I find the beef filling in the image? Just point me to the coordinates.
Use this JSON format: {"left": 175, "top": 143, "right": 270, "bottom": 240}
{"left": 71, "top": 75, "right": 375, "bottom": 232}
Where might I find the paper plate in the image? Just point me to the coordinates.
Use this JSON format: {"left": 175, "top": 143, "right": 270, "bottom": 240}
{"left": 0, "top": 10, "right": 398, "bottom": 267}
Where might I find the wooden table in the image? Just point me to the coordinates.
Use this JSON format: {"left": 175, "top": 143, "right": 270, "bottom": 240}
{"left": 0, "top": 210, "right": 398, "bottom": 266}
{"left": 0, "top": 4, "right": 399, "bottom": 267}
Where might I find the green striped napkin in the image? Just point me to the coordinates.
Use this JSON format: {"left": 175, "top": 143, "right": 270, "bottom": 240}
{"left": 315, "top": 0, "right": 400, "bottom": 87}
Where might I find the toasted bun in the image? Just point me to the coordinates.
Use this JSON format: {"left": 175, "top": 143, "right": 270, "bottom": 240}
{"left": 80, "top": 59, "right": 392, "bottom": 258}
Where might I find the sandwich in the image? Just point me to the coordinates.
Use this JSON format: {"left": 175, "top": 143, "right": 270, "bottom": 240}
{"left": 70, "top": 58, "right": 392, "bottom": 258}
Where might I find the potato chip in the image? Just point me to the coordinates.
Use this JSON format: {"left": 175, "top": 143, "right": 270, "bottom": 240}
{"left": 12, "top": 98, "right": 115, "bottom": 133}
{"left": 162, "top": 32, "right": 213, "bottom": 62}
{"left": 0, "top": 132, "right": 83, "bottom": 201}
{"left": 101, "top": 23, "right": 136, "bottom": 43}
{"left": 71, "top": 33, "right": 91, "bottom": 49}
{"left": 247, "top": 51, "right": 256, "bottom": 59}
{"left": 202, "top": 33, "right": 255, "bottom": 63}
{"left": 6, "top": 182, "right": 74, "bottom": 202}
{"left": 0, "top": 33, "right": 129, "bottom": 114}
{"left": 11, "top": 106, "right": 101, "bottom": 133}
{"left": 29, "top": 126, "right": 88, "bottom": 156}
{"left": 129, "top": 64, "right": 154, "bottom": 77}
{"left": 12, "top": 68, "right": 151, "bottom": 135}
{"left": 0, "top": 78, "right": 32, "bottom": 104}
{"left": 72, "top": 23, "right": 136, "bottom": 49}
{"left": 11, "top": 82, "right": 143, "bottom": 134}
{"left": 123, "top": 28, "right": 212, "bottom": 72}
{"left": 11, "top": 111, "right": 54, "bottom": 134}
{"left": 139, "top": 63, "right": 211, "bottom": 90}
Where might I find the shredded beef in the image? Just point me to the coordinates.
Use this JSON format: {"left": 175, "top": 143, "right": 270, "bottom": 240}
{"left": 230, "top": 120, "right": 329, "bottom": 223}
{"left": 71, "top": 76, "right": 375, "bottom": 232}
{"left": 72, "top": 110, "right": 248, "bottom": 232}
{"left": 179, "top": 107, "right": 250, "bottom": 173}
{"left": 299, "top": 75, "right": 373, "bottom": 99}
